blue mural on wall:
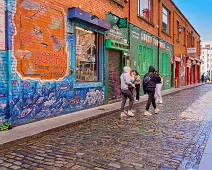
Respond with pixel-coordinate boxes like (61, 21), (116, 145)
(0, 0), (106, 127)
(10, 79), (104, 126)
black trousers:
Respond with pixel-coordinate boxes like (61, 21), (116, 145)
(135, 84), (140, 101)
(146, 90), (156, 111)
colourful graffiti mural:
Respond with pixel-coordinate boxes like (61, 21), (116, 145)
(0, 0), (106, 127)
(14, 0), (67, 80)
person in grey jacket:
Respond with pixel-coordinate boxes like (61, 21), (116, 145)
(120, 66), (135, 118)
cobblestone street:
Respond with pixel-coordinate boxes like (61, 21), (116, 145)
(0, 84), (212, 170)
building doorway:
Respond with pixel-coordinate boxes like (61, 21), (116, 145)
(108, 50), (122, 101)
(175, 61), (180, 87)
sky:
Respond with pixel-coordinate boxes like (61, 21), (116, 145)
(173, 0), (212, 42)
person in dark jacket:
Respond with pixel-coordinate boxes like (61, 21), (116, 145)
(201, 73), (205, 83)
(143, 66), (161, 116)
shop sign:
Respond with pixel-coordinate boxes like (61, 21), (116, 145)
(187, 48), (196, 54)
(131, 30), (140, 40)
(153, 38), (159, 47)
(141, 33), (152, 44)
(166, 46), (172, 52)
(160, 42), (166, 50)
(0, 0), (5, 50)
(106, 25), (128, 44)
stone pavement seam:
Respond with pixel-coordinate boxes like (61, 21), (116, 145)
(0, 83), (204, 151)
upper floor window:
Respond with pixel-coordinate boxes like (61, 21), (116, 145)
(184, 28), (186, 46)
(138, 0), (152, 22)
(162, 6), (170, 34)
(176, 20), (180, 41)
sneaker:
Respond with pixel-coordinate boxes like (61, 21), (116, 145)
(131, 109), (136, 113)
(127, 110), (135, 117)
(159, 101), (163, 104)
(144, 111), (152, 116)
(135, 100), (139, 102)
(155, 108), (160, 114)
(120, 112), (127, 118)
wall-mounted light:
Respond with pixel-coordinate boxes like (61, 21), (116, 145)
(178, 26), (183, 33)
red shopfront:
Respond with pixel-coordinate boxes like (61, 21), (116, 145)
(186, 58), (191, 85)
(174, 56), (181, 88)
(186, 57), (200, 85)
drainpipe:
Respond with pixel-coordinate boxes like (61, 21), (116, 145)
(6, 10), (12, 128)
(158, 0), (161, 72)
(128, 0), (132, 67)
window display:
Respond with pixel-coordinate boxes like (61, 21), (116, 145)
(75, 26), (98, 82)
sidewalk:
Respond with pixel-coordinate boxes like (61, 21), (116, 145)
(198, 130), (212, 169)
(0, 83), (204, 150)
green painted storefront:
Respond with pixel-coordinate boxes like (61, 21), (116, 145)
(105, 15), (174, 102)
(105, 13), (129, 102)
(129, 24), (174, 93)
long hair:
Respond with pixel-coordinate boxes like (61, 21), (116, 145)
(134, 70), (139, 76)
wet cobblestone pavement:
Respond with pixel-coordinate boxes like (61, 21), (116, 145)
(1, 84), (212, 170)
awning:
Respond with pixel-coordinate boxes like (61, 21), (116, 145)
(68, 8), (111, 31)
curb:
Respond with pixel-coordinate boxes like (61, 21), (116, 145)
(0, 83), (205, 151)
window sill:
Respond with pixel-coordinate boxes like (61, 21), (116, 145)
(137, 15), (155, 27)
(74, 82), (103, 89)
(112, 0), (124, 8)
(162, 30), (172, 38)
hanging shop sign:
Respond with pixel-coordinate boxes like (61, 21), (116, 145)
(0, 0), (5, 50)
(116, 18), (127, 28)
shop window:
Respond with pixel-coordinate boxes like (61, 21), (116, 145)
(138, 0), (152, 22)
(75, 26), (102, 82)
(162, 52), (169, 75)
(162, 6), (170, 34)
(138, 45), (154, 75)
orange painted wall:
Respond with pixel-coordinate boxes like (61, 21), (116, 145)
(14, 0), (129, 80)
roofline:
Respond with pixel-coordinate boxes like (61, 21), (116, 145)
(170, 0), (201, 38)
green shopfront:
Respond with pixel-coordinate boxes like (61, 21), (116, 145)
(129, 25), (174, 92)
(105, 14), (129, 102)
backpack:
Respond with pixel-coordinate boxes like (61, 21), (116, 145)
(143, 73), (152, 87)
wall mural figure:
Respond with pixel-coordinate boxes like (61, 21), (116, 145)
(14, 0), (67, 80)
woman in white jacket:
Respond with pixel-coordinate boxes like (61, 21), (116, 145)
(155, 71), (163, 104)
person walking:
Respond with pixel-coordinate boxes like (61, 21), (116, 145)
(155, 71), (163, 104)
(201, 73), (205, 83)
(134, 70), (141, 102)
(143, 66), (161, 116)
(120, 66), (135, 118)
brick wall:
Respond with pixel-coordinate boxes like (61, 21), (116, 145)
(1, 0), (130, 127)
